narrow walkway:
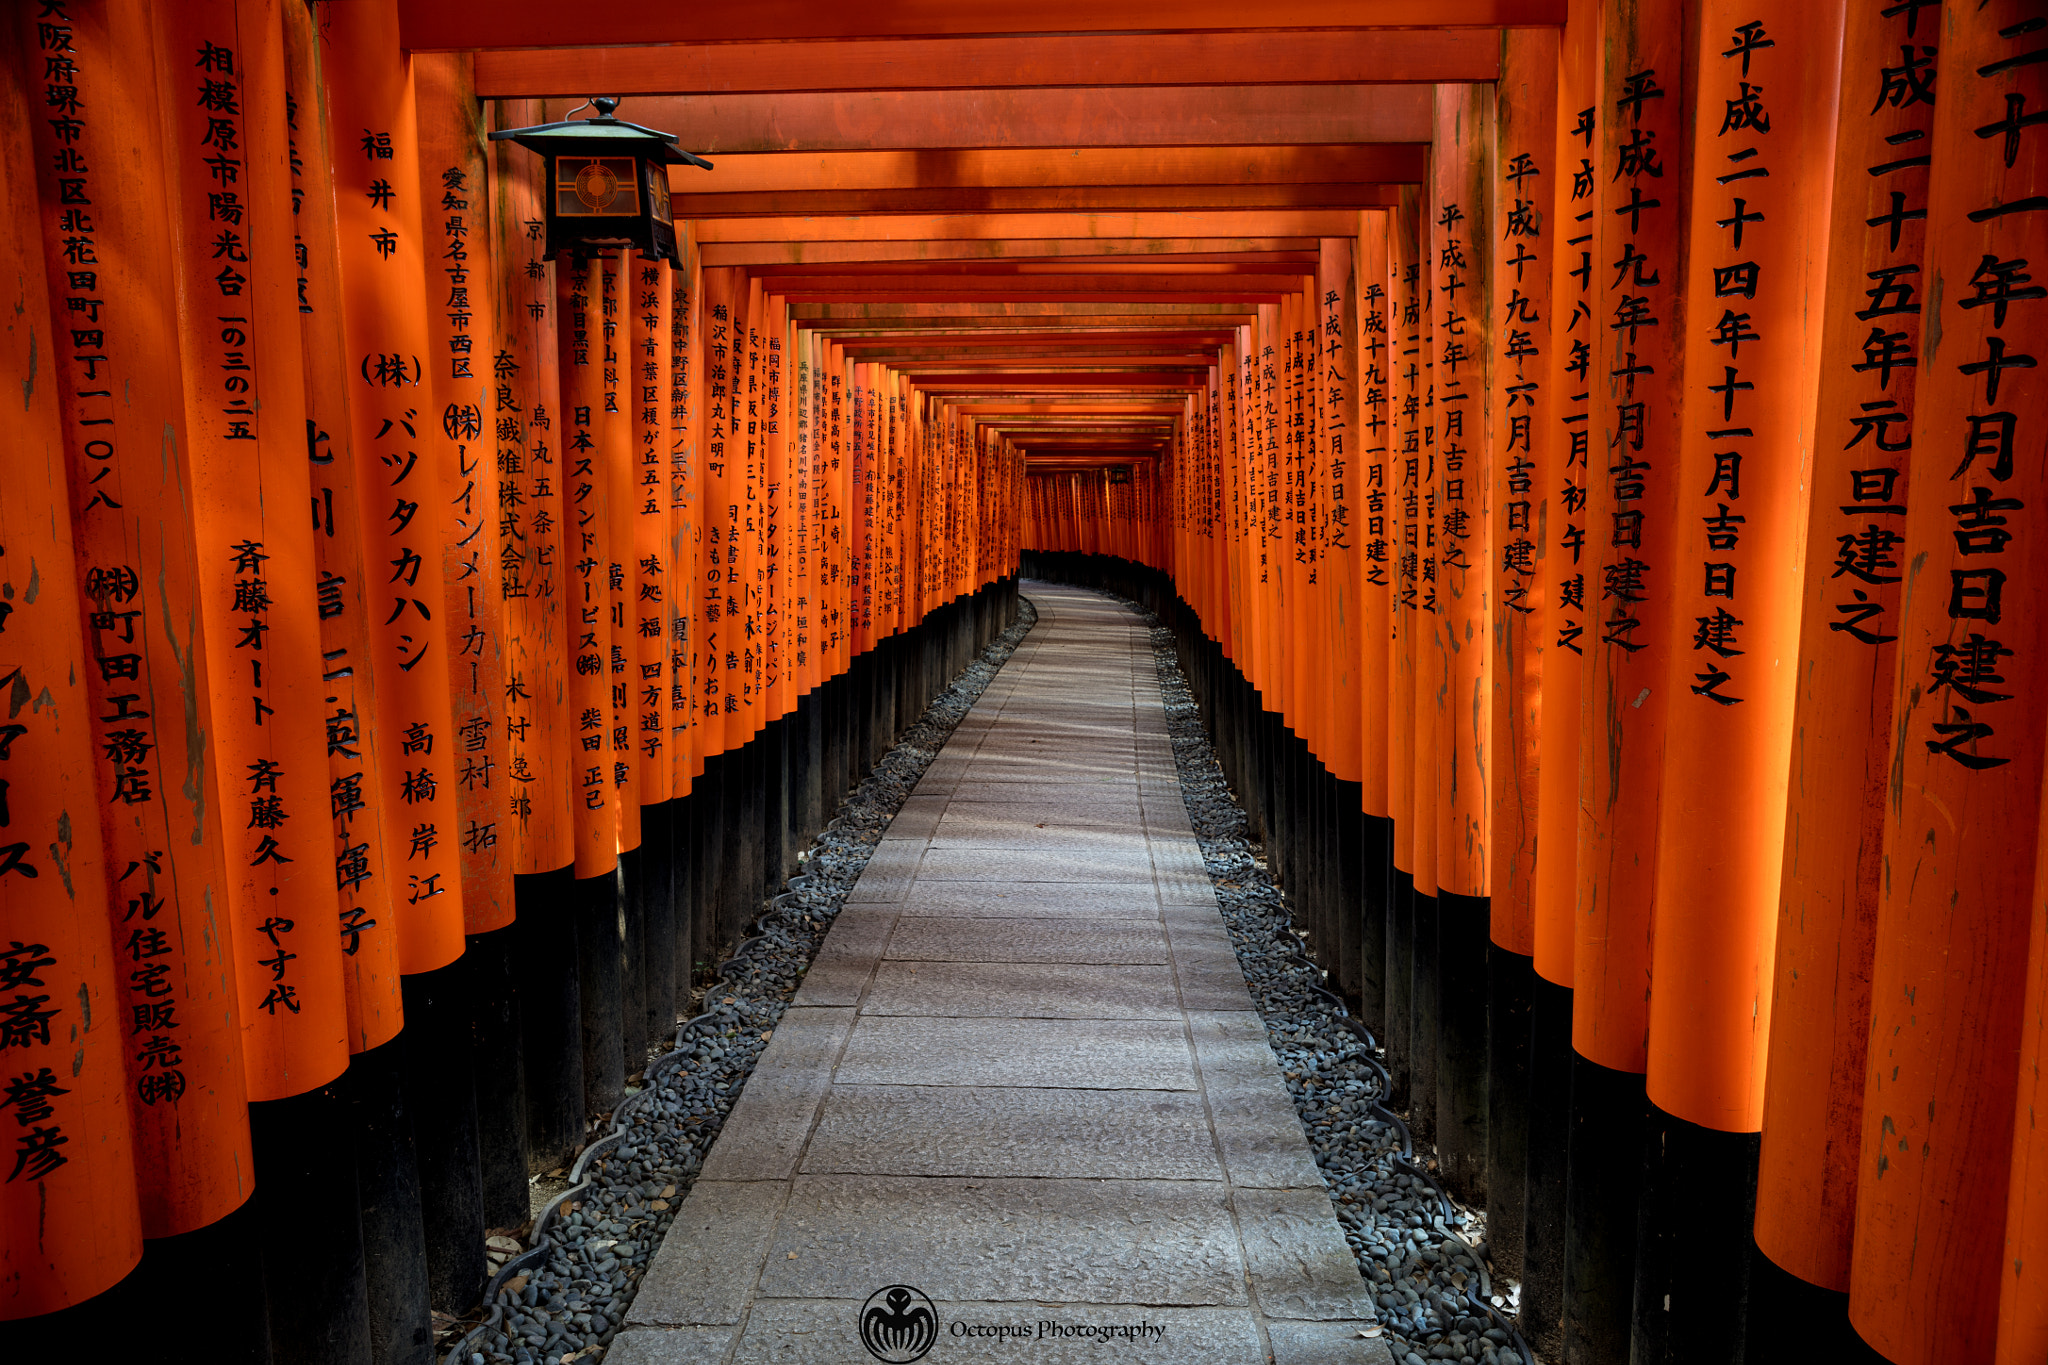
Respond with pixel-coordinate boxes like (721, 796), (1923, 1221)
(616, 586), (1387, 1365)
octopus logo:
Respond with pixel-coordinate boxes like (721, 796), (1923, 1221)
(858, 1284), (939, 1362)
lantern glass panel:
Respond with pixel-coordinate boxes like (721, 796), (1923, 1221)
(553, 156), (641, 218)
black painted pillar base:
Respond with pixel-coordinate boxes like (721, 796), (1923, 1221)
(1360, 812), (1392, 1039)
(350, 1033), (432, 1365)
(1521, 973), (1572, 1357)
(514, 865), (581, 1174)
(639, 805), (677, 1055)
(1332, 781), (1364, 1006)
(576, 865), (626, 1119)
(1631, 1111), (1759, 1365)
(618, 845), (649, 1071)
(1485, 944), (1534, 1279)
(1743, 1247), (1891, 1364)
(172, 1199), (275, 1363)
(464, 924), (529, 1230)
(399, 960), (486, 1316)
(1435, 889), (1489, 1202)
(679, 802), (704, 1002)
(1410, 887), (1441, 1148)
(254, 1074), (372, 1365)
(1563, 1053), (1648, 1365)
(1385, 867), (1415, 1111)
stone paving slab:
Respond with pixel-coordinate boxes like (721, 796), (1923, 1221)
(629, 1180), (789, 1326)
(629, 585), (1374, 1365)
(1236, 1187), (1380, 1320)
(1187, 1012), (1329, 1192)
(1268, 1321), (1399, 1365)
(789, 909), (895, 1006)
(759, 1175), (1249, 1305)
(832, 1015), (1200, 1089)
(862, 960), (1183, 1019)
(603, 1326), (737, 1365)
(915, 845), (1157, 884)
(884, 916), (1169, 964)
(801, 1086), (1223, 1180)
(698, 1008), (857, 1182)
(724, 1301), (1274, 1365)
(889, 883), (1160, 919)
(927, 817), (1153, 852)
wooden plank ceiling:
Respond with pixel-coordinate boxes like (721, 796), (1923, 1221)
(408, 3), (1545, 463)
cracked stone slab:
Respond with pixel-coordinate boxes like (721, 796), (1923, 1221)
(890, 882), (1160, 919)
(884, 916), (1169, 965)
(759, 1175), (1248, 1306)
(1187, 1012), (1326, 1191)
(727, 1301), (1269, 1365)
(601, 1326), (739, 1365)
(915, 845), (1157, 884)
(1266, 1321), (1399, 1365)
(1234, 1186), (1377, 1321)
(789, 909), (896, 1006)
(801, 1085), (1224, 1180)
(832, 1016), (1197, 1089)
(628, 1180), (787, 1326)
(697, 1008), (855, 1182)
(862, 959), (1183, 1019)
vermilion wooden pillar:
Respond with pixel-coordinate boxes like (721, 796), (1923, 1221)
(322, 0), (469, 975)
(1755, 0), (1938, 1320)
(416, 53), (514, 940)
(1356, 210), (1394, 1041)
(287, 0), (405, 1057)
(1567, 0), (1692, 1357)
(0, 47), (144, 1320)
(1522, 15), (1596, 1356)
(1385, 189), (1422, 1112)
(18, 0), (257, 1245)
(1488, 25), (1559, 1286)
(1635, 5), (1845, 1362)
(1852, 5), (2048, 1363)
(157, 0), (353, 1101)
(1431, 80), (1495, 1204)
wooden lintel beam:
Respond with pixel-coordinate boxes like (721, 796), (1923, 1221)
(697, 210), (1363, 242)
(762, 273), (1309, 292)
(473, 32), (1496, 97)
(608, 86), (1430, 154)
(677, 146), (1421, 194)
(677, 184), (1400, 217)
(413, 3), (1562, 48)
(829, 331), (1237, 348)
(697, 238), (1322, 266)
(780, 292), (1289, 304)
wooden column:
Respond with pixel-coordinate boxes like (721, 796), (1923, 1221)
(321, 0), (469, 971)
(16, 0), (255, 1240)
(285, 0), (405, 1050)
(0, 43), (144, 1314)
(1753, 0), (1937, 1298)
(416, 53), (514, 936)
(155, 0), (352, 1096)
(1851, 4), (2048, 1362)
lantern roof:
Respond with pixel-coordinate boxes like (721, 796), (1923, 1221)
(488, 96), (713, 170)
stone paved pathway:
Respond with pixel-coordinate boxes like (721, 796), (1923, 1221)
(614, 586), (1390, 1365)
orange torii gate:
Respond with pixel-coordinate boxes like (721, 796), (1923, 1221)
(8, 5), (2048, 1365)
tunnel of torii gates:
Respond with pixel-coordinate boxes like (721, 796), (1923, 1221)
(1, 0), (2047, 1362)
